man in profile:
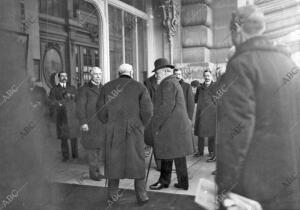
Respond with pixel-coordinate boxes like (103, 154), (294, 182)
(216, 5), (300, 210)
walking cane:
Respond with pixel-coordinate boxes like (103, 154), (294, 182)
(145, 147), (154, 186)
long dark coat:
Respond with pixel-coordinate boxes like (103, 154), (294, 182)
(77, 81), (105, 149)
(152, 75), (194, 159)
(179, 79), (195, 120)
(144, 75), (157, 102)
(216, 36), (300, 210)
(97, 76), (153, 179)
(49, 84), (79, 139)
(143, 75), (158, 146)
(194, 82), (216, 137)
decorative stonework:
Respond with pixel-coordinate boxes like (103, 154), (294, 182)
(160, 0), (180, 64)
(161, 0), (180, 42)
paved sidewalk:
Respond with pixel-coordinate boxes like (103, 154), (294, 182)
(46, 138), (215, 196)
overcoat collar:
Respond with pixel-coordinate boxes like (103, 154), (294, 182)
(120, 75), (132, 79)
(230, 36), (291, 62)
(57, 83), (67, 89)
(200, 81), (214, 90)
(149, 75), (158, 89)
(160, 74), (176, 85)
(87, 81), (102, 96)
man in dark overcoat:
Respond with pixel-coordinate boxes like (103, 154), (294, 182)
(194, 69), (216, 162)
(143, 73), (157, 101)
(173, 68), (195, 120)
(149, 58), (194, 191)
(49, 72), (79, 161)
(216, 5), (300, 210)
(97, 64), (153, 205)
(191, 80), (200, 102)
(77, 67), (105, 181)
(144, 64), (161, 170)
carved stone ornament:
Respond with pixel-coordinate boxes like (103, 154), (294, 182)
(160, 0), (180, 42)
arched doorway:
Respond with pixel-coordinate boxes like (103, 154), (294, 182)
(39, 0), (107, 88)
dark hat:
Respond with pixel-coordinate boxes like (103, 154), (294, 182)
(152, 58), (174, 72)
(191, 80), (200, 88)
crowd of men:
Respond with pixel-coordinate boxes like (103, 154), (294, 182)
(29, 5), (300, 210)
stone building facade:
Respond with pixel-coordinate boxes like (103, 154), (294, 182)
(0, 0), (299, 89)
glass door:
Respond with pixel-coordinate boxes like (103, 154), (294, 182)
(108, 4), (148, 82)
(75, 46), (100, 87)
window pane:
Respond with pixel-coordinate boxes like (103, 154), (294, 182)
(40, 0), (47, 14)
(82, 47), (93, 83)
(75, 46), (80, 87)
(124, 12), (136, 72)
(137, 17), (147, 82)
(109, 5), (123, 80)
(46, 0), (53, 15)
(39, 0), (65, 18)
(95, 50), (99, 66)
(119, 0), (146, 12)
(108, 5), (148, 81)
(53, 0), (60, 17)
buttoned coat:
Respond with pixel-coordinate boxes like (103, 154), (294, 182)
(179, 79), (195, 120)
(77, 81), (105, 149)
(143, 75), (158, 146)
(194, 82), (217, 137)
(216, 36), (300, 210)
(97, 76), (153, 179)
(151, 75), (194, 159)
(49, 84), (79, 139)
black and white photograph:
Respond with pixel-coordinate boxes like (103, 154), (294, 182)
(0, 0), (300, 209)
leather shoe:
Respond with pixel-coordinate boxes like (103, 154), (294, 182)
(90, 176), (102, 181)
(149, 182), (168, 190)
(137, 197), (150, 206)
(174, 183), (188, 190)
(206, 156), (216, 162)
(194, 152), (204, 157)
(90, 173), (104, 181)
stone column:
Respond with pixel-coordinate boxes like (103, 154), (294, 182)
(181, 0), (213, 63)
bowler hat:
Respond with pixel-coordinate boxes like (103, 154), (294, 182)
(152, 58), (174, 72)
